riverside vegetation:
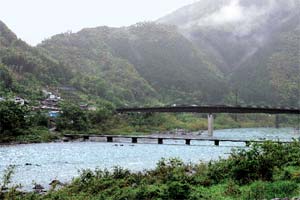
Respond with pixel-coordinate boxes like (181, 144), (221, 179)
(0, 100), (299, 144)
(1, 141), (300, 199)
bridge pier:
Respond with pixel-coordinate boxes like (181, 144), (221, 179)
(185, 139), (191, 145)
(208, 114), (214, 136)
(214, 140), (219, 146)
(83, 135), (90, 141)
(107, 136), (113, 143)
(132, 137), (138, 143)
(158, 138), (163, 144)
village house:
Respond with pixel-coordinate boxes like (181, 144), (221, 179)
(14, 97), (27, 105)
(40, 89), (62, 112)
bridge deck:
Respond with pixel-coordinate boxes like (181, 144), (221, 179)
(116, 106), (300, 114)
(63, 134), (293, 146)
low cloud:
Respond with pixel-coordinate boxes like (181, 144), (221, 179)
(194, 0), (294, 36)
(205, 0), (243, 25)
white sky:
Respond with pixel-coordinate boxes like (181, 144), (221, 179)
(0, 0), (197, 46)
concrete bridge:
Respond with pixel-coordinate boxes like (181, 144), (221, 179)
(116, 105), (300, 136)
(63, 134), (293, 146)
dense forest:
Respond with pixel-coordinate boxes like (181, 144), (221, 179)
(158, 0), (300, 107)
(0, 1), (299, 108)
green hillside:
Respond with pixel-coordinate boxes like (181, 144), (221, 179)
(39, 22), (227, 105)
(231, 20), (300, 106)
(158, 0), (300, 107)
(1, 0), (299, 107)
(0, 20), (73, 100)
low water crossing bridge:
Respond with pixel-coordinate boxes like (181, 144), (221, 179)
(64, 105), (299, 146)
(63, 134), (293, 146)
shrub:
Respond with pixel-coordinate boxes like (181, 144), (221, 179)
(247, 181), (298, 199)
(210, 141), (300, 185)
(189, 186), (212, 200)
(167, 181), (190, 200)
(224, 180), (241, 197)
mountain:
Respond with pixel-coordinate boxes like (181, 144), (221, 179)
(0, 21), (156, 105)
(0, 20), (73, 100)
(39, 22), (228, 105)
(0, 21), (72, 83)
(37, 27), (158, 105)
(1, 0), (298, 107)
(158, 0), (300, 106)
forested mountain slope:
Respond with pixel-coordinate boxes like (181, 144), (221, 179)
(0, 21), (156, 105)
(1, 0), (299, 107)
(39, 23), (227, 105)
(158, 0), (300, 106)
(0, 20), (73, 100)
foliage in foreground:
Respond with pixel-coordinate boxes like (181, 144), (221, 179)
(1, 141), (300, 200)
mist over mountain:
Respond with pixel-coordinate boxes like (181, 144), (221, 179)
(0, 0), (299, 107)
(158, 0), (299, 72)
(39, 23), (227, 105)
(158, 0), (300, 106)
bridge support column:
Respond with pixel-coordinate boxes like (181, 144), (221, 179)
(185, 139), (191, 145)
(83, 135), (90, 141)
(107, 136), (113, 143)
(208, 114), (214, 136)
(132, 137), (138, 144)
(275, 115), (280, 129)
(214, 140), (219, 146)
(158, 138), (163, 144)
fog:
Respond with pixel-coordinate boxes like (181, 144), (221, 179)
(0, 0), (197, 45)
(182, 0), (298, 36)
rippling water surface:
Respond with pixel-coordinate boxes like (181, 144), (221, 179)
(0, 128), (298, 190)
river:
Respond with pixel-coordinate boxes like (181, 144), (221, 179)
(0, 128), (298, 190)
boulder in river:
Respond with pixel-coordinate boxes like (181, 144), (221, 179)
(49, 179), (63, 186)
(33, 184), (44, 192)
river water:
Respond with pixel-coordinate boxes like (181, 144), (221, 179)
(0, 128), (298, 190)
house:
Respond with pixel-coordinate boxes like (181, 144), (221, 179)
(40, 89), (62, 112)
(80, 104), (89, 110)
(41, 98), (59, 107)
(14, 97), (27, 105)
(49, 111), (60, 118)
(49, 94), (61, 100)
(41, 92), (61, 108)
(88, 106), (97, 111)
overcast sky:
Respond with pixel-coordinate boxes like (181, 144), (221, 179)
(0, 0), (197, 45)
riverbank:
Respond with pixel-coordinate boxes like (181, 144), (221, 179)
(1, 141), (300, 200)
(0, 127), (61, 145)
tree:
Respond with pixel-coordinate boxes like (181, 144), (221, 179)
(0, 101), (29, 135)
(56, 103), (90, 132)
(0, 64), (13, 90)
(89, 100), (115, 123)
